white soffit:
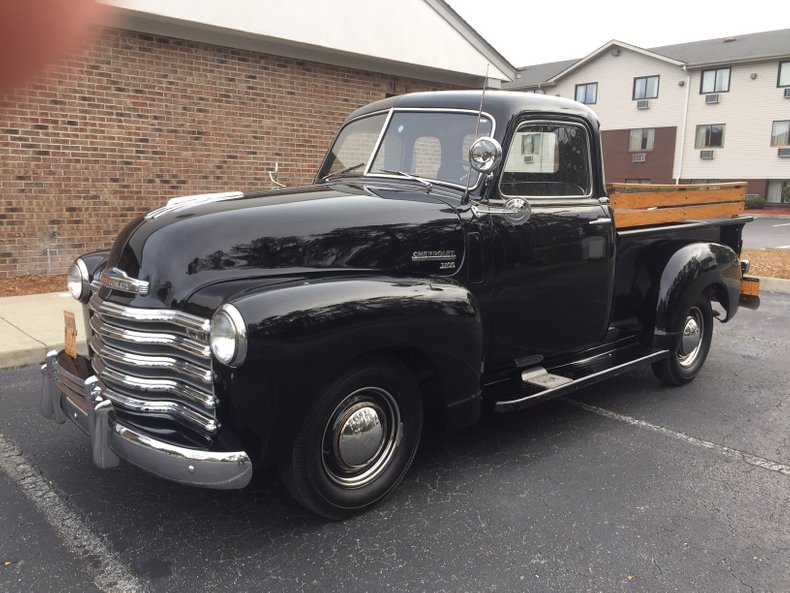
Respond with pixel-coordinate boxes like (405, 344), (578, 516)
(99, 0), (514, 85)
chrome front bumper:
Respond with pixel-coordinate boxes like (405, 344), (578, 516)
(40, 350), (252, 489)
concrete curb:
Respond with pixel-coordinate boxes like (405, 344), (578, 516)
(758, 276), (790, 294)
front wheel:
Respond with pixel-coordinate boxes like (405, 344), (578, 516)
(278, 358), (422, 519)
(652, 294), (714, 386)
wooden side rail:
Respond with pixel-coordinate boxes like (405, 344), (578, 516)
(607, 182), (747, 229)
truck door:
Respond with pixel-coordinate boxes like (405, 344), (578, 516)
(483, 119), (614, 369)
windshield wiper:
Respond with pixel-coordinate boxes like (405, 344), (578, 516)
(380, 169), (433, 192)
(321, 162), (366, 181)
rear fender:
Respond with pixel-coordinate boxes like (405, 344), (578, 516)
(654, 242), (740, 348)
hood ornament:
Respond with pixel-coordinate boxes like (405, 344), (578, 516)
(145, 191), (244, 220)
(100, 268), (150, 296)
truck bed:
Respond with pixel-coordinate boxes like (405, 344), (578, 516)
(610, 183), (751, 334)
(608, 182), (747, 229)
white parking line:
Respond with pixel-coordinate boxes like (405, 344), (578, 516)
(776, 244), (790, 249)
(772, 222), (790, 227)
(564, 399), (790, 477)
(0, 432), (149, 593)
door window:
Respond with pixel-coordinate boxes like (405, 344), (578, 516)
(500, 122), (592, 197)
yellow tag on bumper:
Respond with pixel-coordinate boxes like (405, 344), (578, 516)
(64, 311), (77, 358)
(741, 276), (760, 297)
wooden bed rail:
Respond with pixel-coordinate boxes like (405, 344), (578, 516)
(606, 182), (747, 229)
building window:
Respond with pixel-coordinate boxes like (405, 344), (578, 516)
(695, 124), (725, 148)
(772, 121), (790, 146)
(633, 76), (659, 100)
(701, 68), (730, 93)
(628, 128), (656, 151)
(766, 180), (790, 204)
(575, 82), (597, 104)
(779, 62), (790, 87)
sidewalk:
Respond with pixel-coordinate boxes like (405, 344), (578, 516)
(0, 292), (89, 369)
(1, 279), (790, 370)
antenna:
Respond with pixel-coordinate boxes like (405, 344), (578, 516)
(462, 64), (489, 205)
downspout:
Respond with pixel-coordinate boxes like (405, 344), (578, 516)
(676, 65), (691, 184)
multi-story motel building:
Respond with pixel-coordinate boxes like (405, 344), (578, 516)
(504, 29), (790, 205)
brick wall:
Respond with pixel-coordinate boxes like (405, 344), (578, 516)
(0, 28), (457, 277)
(601, 127), (678, 185)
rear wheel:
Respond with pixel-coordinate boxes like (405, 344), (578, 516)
(652, 293), (713, 386)
(278, 358), (422, 519)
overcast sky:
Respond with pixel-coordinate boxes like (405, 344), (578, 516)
(445, 0), (790, 67)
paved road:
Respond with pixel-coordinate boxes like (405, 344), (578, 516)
(1, 294), (788, 593)
(743, 216), (790, 249)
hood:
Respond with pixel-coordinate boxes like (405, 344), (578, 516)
(104, 182), (465, 309)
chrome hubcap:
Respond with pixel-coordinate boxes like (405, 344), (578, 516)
(336, 404), (385, 467)
(678, 307), (704, 368)
(323, 387), (401, 488)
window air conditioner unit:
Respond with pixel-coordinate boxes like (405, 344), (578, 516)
(705, 94), (720, 104)
(523, 155), (535, 164)
(637, 100), (650, 110)
(700, 150), (715, 159)
(784, 88), (790, 98)
(632, 153), (647, 163)
(778, 148), (790, 158)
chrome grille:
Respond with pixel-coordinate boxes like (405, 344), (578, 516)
(88, 293), (218, 435)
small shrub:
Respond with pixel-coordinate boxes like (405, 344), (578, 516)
(782, 185), (790, 203)
(745, 195), (767, 210)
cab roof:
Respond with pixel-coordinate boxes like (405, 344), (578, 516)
(345, 90), (601, 135)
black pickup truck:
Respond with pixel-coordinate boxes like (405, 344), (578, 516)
(41, 91), (760, 518)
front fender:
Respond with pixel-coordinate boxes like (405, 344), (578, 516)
(654, 242), (740, 347)
(218, 276), (482, 461)
(80, 250), (111, 280)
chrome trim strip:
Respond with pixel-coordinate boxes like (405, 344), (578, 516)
(589, 218), (612, 225)
(89, 294), (211, 334)
(90, 315), (211, 360)
(98, 379), (219, 434)
(40, 354), (251, 489)
(362, 108), (394, 177)
(616, 216), (754, 236)
(90, 335), (212, 385)
(93, 357), (216, 409)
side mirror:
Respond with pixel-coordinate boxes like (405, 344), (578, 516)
(468, 137), (502, 173)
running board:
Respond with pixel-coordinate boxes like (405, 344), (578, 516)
(493, 349), (669, 413)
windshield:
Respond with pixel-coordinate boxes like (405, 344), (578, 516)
(318, 110), (494, 188)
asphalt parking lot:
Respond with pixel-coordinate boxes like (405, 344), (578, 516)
(1, 293), (788, 593)
(742, 216), (790, 248)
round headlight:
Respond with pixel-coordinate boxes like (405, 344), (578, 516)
(67, 259), (90, 303)
(210, 304), (247, 367)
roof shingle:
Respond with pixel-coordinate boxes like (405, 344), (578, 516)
(506, 28), (790, 89)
